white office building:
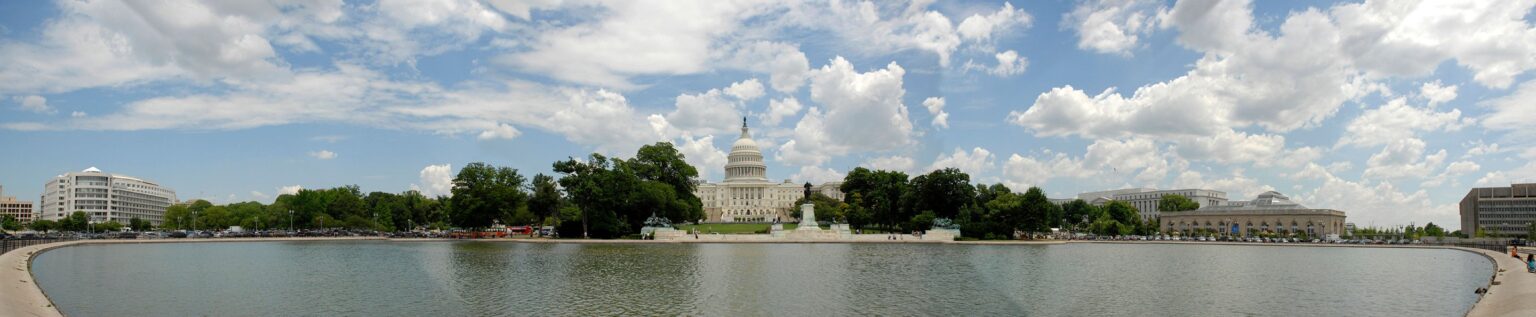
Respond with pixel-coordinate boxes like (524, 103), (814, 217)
(1077, 188), (1228, 222)
(40, 167), (178, 226)
(695, 119), (842, 223)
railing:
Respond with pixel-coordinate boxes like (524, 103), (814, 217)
(1, 239), (72, 255)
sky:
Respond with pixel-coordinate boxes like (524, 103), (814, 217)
(2, 0), (1536, 230)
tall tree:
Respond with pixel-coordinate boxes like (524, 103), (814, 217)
(449, 162), (528, 229)
(1061, 199), (1096, 227)
(528, 173), (563, 224)
(1157, 194), (1200, 212)
(627, 142), (705, 223)
(907, 168), (975, 220)
(1018, 187), (1060, 233)
(553, 154), (633, 238)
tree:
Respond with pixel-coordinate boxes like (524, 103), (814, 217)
(1, 215), (19, 232)
(907, 168), (975, 220)
(839, 168), (910, 230)
(128, 217), (152, 231)
(528, 173), (563, 223)
(794, 192), (846, 223)
(1103, 201), (1140, 227)
(450, 162), (529, 229)
(553, 154), (633, 238)
(1157, 194), (1200, 212)
(63, 211), (89, 231)
(1423, 222), (1446, 238)
(1061, 199), (1097, 228)
(1018, 187), (1060, 233)
(1529, 223), (1536, 240)
(96, 221), (124, 232)
(29, 220), (57, 233)
(627, 142), (705, 222)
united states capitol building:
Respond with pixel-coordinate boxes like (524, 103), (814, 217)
(694, 119), (842, 223)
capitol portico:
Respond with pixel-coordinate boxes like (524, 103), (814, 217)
(695, 119), (841, 223)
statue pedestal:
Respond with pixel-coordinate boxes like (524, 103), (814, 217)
(795, 203), (819, 231)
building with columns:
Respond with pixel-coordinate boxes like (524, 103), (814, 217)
(1160, 191), (1347, 237)
(1077, 188), (1229, 222)
(694, 119), (842, 223)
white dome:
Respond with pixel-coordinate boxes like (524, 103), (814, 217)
(83, 167), (102, 173)
(731, 136), (759, 151)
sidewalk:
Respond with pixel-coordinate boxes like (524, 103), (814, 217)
(1465, 246), (1536, 317)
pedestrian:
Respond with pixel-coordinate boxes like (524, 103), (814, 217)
(1527, 254), (1534, 273)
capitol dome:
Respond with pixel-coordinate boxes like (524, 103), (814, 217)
(724, 117), (768, 182)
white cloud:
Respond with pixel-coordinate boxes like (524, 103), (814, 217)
(964, 49), (1029, 77)
(719, 41), (811, 93)
(70, 111), (86, 118)
(14, 95), (54, 114)
(665, 87), (744, 137)
(503, 1), (768, 89)
(1463, 140), (1502, 159)
(778, 57), (914, 166)
(677, 134), (728, 181)
(1362, 138), (1446, 180)
(1170, 130), (1285, 165)
(922, 97), (948, 129)
(1418, 80), (1458, 107)
(1423, 160), (1480, 188)
(783, 1), (1031, 66)
(477, 122), (521, 140)
(1063, 0), (1162, 56)
(309, 150), (338, 160)
(250, 191), (270, 202)
(1002, 151), (1095, 190)
(1291, 165), (1456, 228)
(762, 97), (803, 126)
(928, 147), (995, 176)
(863, 155), (916, 173)
(1336, 97), (1469, 148)
(413, 164), (454, 197)
(790, 165), (845, 184)
(364, 0), (512, 64)
(277, 185), (303, 196)
(724, 78), (765, 101)
(1172, 169), (1274, 200)
(1481, 79), (1536, 137)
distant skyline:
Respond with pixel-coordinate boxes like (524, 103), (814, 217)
(3, 0), (1536, 229)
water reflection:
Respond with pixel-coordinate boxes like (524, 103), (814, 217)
(31, 241), (1490, 317)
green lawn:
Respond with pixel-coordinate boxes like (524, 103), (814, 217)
(676, 223), (830, 234)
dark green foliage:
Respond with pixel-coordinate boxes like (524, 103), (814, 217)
(1157, 194), (1200, 212)
(449, 162), (528, 229)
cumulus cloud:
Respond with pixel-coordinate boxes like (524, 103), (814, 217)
(863, 155), (916, 173)
(778, 57), (914, 166)
(277, 185), (303, 196)
(477, 122), (521, 141)
(309, 150), (337, 160)
(1418, 80), (1458, 107)
(1362, 138), (1446, 180)
(14, 95), (54, 114)
(412, 164), (453, 197)
(720, 41), (811, 93)
(724, 78), (765, 101)
(677, 134), (728, 181)
(928, 147), (995, 176)
(964, 50), (1029, 77)
(1336, 97), (1470, 148)
(762, 97), (803, 126)
(922, 97), (949, 129)
(790, 165), (846, 184)
(1063, 0), (1162, 56)
(784, 1), (1031, 66)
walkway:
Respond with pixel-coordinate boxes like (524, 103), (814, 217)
(1466, 246), (1536, 317)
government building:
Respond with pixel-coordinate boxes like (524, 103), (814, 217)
(40, 167), (178, 226)
(1460, 183), (1536, 238)
(0, 185), (35, 224)
(1160, 191), (1347, 237)
(1076, 188), (1229, 221)
(694, 119), (842, 223)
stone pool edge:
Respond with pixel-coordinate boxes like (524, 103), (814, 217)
(1, 237), (385, 317)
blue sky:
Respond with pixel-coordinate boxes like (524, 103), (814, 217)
(3, 0), (1536, 229)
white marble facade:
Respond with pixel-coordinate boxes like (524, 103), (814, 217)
(695, 119), (840, 223)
